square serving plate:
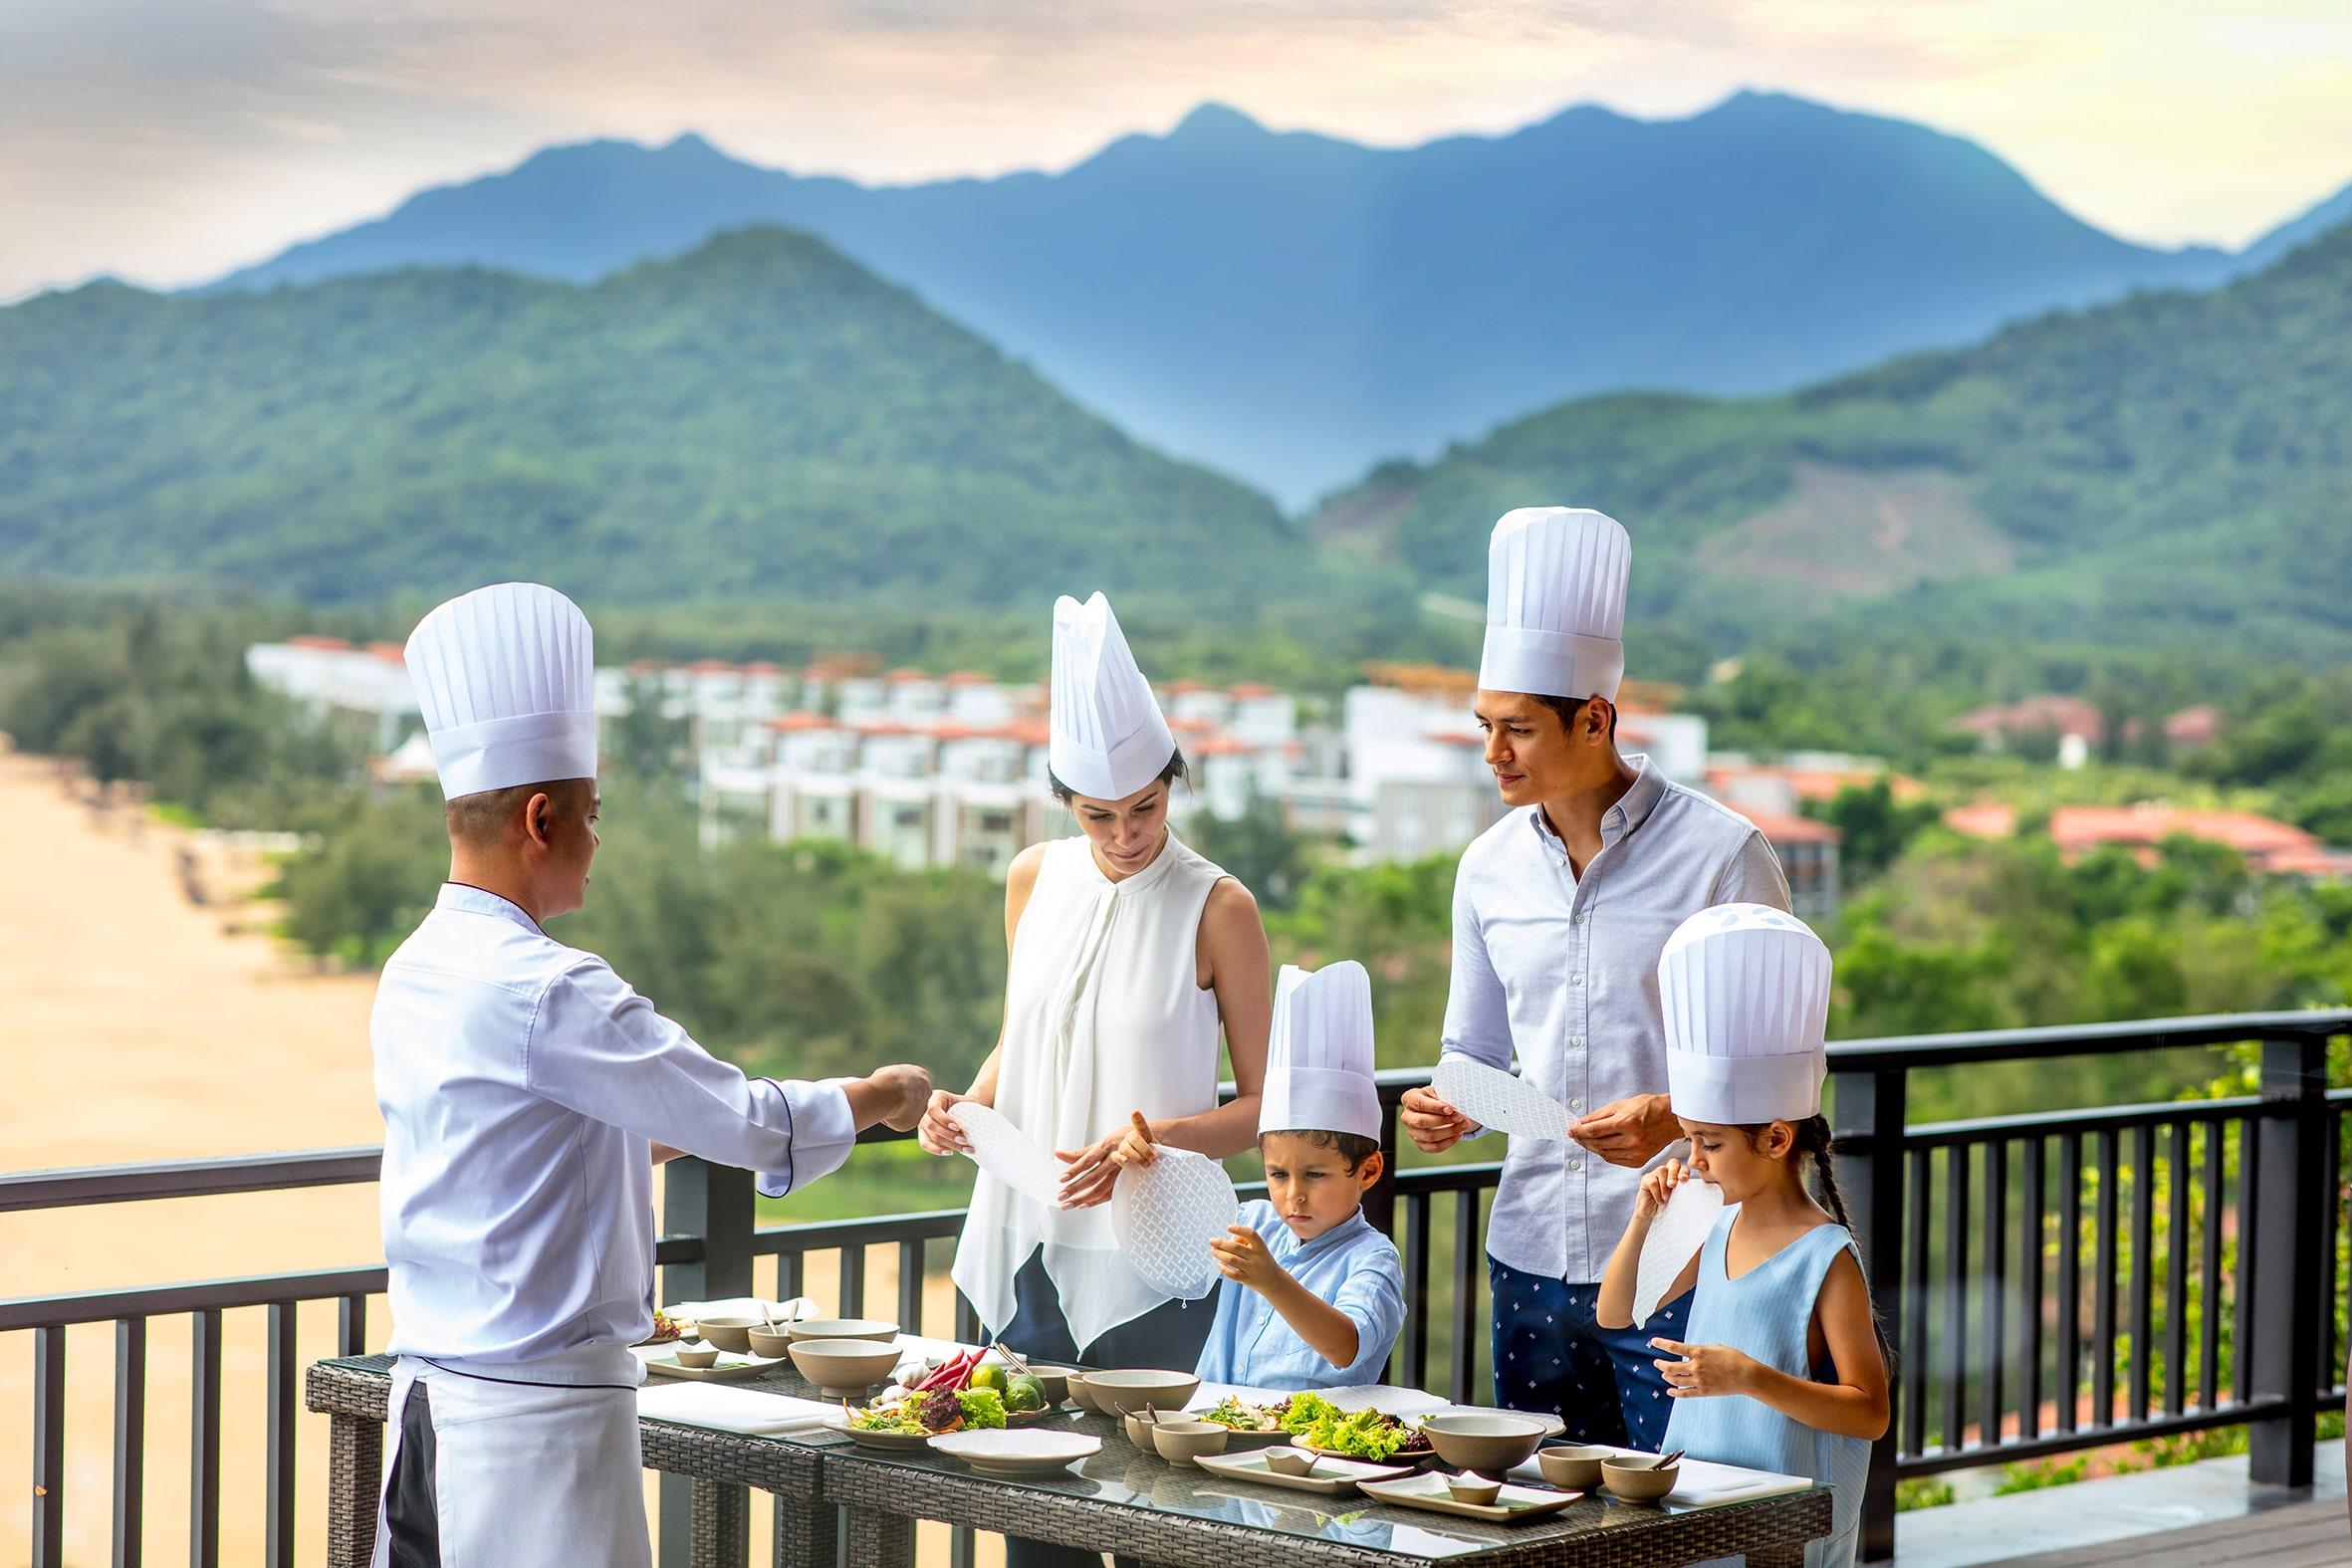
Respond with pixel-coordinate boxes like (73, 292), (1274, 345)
(1356, 1470), (1580, 1522)
(640, 1350), (790, 1382)
(1190, 1448), (1412, 1497)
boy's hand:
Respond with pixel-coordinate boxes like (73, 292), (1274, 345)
(1650, 1337), (1758, 1398)
(1635, 1156), (1688, 1222)
(1109, 1110), (1158, 1169)
(1208, 1225), (1286, 1292)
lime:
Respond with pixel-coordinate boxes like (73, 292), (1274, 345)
(1005, 1374), (1046, 1412)
(968, 1362), (1009, 1394)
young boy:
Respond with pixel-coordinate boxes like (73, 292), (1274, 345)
(1190, 961), (1404, 1388)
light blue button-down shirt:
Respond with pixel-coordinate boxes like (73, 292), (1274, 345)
(373, 884), (857, 1366)
(1440, 758), (1790, 1283)
(1195, 1200), (1405, 1390)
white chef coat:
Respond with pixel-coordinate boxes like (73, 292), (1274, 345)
(373, 882), (858, 1366)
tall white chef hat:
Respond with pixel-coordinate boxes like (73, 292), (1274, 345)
(403, 582), (598, 799)
(1049, 591), (1177, 801)
(1660, 903), (1832, 1124)
(1260, 961), (1383, 1143)
(1476, 507), (1632, 703)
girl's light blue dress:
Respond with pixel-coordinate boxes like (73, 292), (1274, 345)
(1660, 1213), (1873, 1568)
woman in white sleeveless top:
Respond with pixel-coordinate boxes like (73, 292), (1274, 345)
(923, 594), (1271, 1381)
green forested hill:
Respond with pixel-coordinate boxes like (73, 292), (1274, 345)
(1326, 221), (2352, 663)
(0, 228), (1306, 608)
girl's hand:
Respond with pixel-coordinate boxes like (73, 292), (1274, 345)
(1649, 1337), (1758, 1398)
(917, 1090), (974, 1157)
(1055, 1131), (1127, 1208)
(1108, 1110), (1158, 1170)
(1635, 1157), (1688, 1222)
(1208, 1225), (1283, 1292)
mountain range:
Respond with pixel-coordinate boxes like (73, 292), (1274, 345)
(0, 231), (1302, 608)
(1318, 210), (2352, 665)
(204, 93), (2352, 506)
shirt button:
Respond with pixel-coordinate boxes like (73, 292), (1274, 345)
(1570, 1036), (1585, 1048)
(1570, 1098), (1585, 1111)
(1573, 912), (1586, 926)
(1569, 974), (1583, 986)
(1569, 1160), (1583, 1173)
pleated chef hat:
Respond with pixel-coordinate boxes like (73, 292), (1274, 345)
(1476, 508), (1632, 702)
(1049, 591), (1176, 801)
(1260, 961), (1382, 1141)
(403, 582), (597, 798)
(1660, 903), (1832, 1124)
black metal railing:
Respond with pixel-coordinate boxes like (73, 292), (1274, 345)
(6, 1010), (2346, 1567)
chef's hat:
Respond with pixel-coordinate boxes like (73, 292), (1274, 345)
(1660, 903), (1831, 1124)
(1476, 508), (1631, 702)
(403, 582), (597, 798)
(1260, 961), (1382, 1142)
(1049, 592), (1177, 800)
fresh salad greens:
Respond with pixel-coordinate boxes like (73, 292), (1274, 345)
(847, 1387), (1007, 1434)
(1200, 1396), (1284, 1432)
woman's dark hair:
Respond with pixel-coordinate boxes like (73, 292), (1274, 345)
(1046, 745), (1189, 806)
(1737, 1114), (1894, 1369)
(1532, 692), (1618, 743)
(1261, 1128), (1381, 1170)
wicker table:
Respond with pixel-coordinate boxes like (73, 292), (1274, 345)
(308, 1356), (1830, 1568)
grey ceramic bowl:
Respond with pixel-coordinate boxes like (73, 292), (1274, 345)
(1120, 1408), (1161, 1449)
(787, 1317), (899, 1344)
(694, 1316), (762, 1354)
(1535, 1444), (1612, 1490)
(1148, 1420), (1230, 1468)
(1601, 1457), (1680, 1502)
(1418, 1412), (1547, 1473)
(786, 1337), (903, 1396)
(1083, 1369), (1200, 1412)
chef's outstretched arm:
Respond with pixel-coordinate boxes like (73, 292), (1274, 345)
(529, 957), (930, 1197)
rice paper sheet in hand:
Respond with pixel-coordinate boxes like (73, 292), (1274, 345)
(956, 1102), (1065, 1206)
(1429, 1058), (1574, 1142)
(1634, 1177), (1726, 1327)
(1111, 1146), (1239, 1299)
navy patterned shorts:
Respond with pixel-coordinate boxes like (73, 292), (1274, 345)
(1489, 1256), (1690, 1452)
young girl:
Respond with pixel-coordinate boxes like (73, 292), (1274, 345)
(1597, 904), (1889, 1568)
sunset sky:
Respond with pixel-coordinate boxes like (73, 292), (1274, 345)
(5, 0), (2349, 300)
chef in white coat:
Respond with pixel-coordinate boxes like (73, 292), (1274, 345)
(370, 582), (930, 1568)
(920, 591), (1271, 1568)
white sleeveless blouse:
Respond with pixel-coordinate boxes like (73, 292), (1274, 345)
(950, 830), (1229, 1349)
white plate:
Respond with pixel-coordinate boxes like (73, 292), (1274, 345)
(1357, 1470), (1580, 1522)
(929, 1428), (1102, 1477)
(1191, 1448), (1413, 1497)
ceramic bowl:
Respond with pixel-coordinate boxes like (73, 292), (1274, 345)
(1120, 1408), (1162, 1449)
(786, 1337), (903, 1396)
(745, 1327), (798, 1359)
(1601, 1457), (1680, 1502)
(694, 1316), (763, 1354)
(1263, 1447), (1321, 1477)
(1417, 1412), (1548, 1473)
(1063, 1374), (1105, 1414)
(1445, 1470), (1504, 1505)
(1083, 1369), (1200, 1412)
(1535, 1445), (1612, 1490)
(1148, 1420), (1230, 1469)
(787, 1317), (899, 1344)
(669, 1343), (721, 1370)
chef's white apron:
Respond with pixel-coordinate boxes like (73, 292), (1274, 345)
(370, 1349), (648, 1568)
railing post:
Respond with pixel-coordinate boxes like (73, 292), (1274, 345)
(1365, 1092), (1401, 1238)
(659, 1158), (756, 1568)
(2248, 1029), (2326, 1488)
(1832, 1064), (1907, 1563)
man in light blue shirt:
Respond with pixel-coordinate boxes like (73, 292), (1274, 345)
(1401, 511), (1790, 1451)
(1175, 962), (1404, 1390)
(371, 584), (931, 1568)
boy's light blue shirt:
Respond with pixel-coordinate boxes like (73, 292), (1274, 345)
(1195, 1199), (1405, 1390)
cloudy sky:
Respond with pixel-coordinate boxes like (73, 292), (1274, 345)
(5, 0), (2350, 300)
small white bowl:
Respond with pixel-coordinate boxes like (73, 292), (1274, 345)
(1446, 1470), (1503, 1505)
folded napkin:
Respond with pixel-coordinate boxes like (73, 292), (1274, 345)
(637, 1382), (846, 1438)
(1505, 1446), (1812, 1506)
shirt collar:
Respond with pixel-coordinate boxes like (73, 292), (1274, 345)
(1525, 753), (1666, 853)
(435, 881), (546, 935)
(1278, 1204), (1374, 1264)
